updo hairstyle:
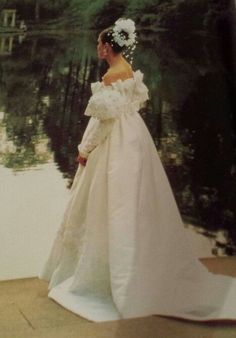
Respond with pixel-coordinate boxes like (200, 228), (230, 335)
(100, 27), (129, 54)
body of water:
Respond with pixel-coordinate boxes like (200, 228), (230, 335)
(0, 29), (235, 280)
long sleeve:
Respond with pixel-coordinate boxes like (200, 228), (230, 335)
(78, 71), (149, 158)
(77, 117), (114, 158)
(77, 85), (126, 158)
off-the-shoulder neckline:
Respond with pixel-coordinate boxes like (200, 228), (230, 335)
(92, 69), (143, 89)
(102, 71), (135, 87)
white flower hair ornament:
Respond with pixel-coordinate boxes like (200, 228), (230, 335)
(112, 18), (136, 47)
(110, 18), (138, 63)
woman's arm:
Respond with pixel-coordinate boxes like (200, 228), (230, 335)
(76, 117), (114, 166)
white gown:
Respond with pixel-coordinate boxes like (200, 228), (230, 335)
(39, 70), (236, 322)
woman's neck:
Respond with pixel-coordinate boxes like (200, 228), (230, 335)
(106, 53), (124, 68)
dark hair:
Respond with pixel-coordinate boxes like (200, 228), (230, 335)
(100, 26), (129, 54)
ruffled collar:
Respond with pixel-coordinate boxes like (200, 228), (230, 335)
(91, 69), (144, 94)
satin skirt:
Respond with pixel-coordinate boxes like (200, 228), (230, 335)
(39, 112), (236, 322)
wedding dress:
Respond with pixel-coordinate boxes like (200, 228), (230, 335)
(39, 70), (236, 322)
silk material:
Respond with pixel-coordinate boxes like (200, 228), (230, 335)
(39, 70), (236, 322)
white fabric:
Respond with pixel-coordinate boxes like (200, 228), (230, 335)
(39, 70), (236, 322)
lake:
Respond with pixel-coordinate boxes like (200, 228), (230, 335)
(0, 29), (235, 280)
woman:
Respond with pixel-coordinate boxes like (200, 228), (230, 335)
(40, 18), (236, 322)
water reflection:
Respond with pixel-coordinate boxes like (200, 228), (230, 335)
(0, 33), (26, 55)
(0, 30), (235, 257)
(0, 163), (69, 280)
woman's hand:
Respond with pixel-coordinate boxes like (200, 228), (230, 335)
(76, 154), (87, 166)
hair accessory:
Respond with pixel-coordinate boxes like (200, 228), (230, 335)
(110, 18), (138, 64)
(112, 18), (136, 47)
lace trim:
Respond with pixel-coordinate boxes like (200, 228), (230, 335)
(86, 70), (149, 120)
(84, 89), (127, 120)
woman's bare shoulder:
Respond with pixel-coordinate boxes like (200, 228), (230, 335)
(102, 66), (133, 86)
